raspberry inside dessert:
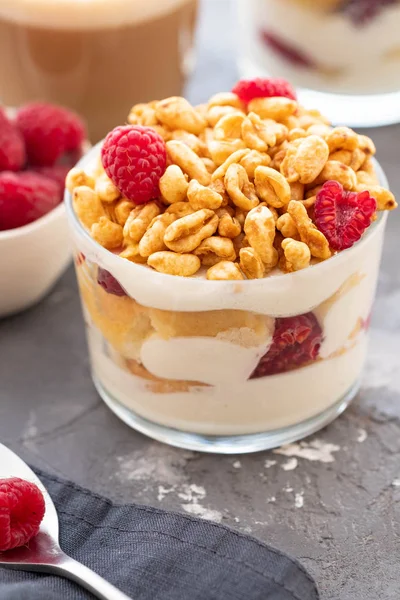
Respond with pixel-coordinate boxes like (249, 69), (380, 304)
(251, 313), (323, 377)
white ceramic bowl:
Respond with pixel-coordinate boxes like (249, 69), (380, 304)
(0, 202), (71, 317)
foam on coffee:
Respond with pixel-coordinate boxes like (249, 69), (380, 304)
(0, 0), (191, 29)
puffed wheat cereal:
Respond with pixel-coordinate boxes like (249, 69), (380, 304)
(91, 216), (123, 249)
(73, 186), (105, 229)
(281, 238), (311, 272)
(239, 247), (265, 279)
(206, 261), (244, 280)
(148, 251), (201, 276)
(159, 165), (189, 204)
(287, 200), (331, 260)
(70, 83), (396, 279)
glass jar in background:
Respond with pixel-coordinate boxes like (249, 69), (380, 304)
(237, 0), (400, 127)
(0, 0), (198, 141)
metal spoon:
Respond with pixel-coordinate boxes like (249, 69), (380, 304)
(0, 443), (132, 600)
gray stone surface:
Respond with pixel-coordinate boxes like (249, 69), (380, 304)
(1, 1), (400, 598)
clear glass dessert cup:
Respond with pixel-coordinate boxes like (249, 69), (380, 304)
(237, 0), (400, 127)
(65, 144), (388, 453)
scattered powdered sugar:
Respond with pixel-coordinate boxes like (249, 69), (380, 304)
(178, 483), (206, 502)
(182, 503), (223, 522)
(156, 482), (222, 523)
(115, 444), (194, 485)
(274, 439), (340, 463)
(281, 457), (298, 471)
(295, 492), (304, 508)
(233, 460), (241, 469)
(267, 496), (276, 503)
(392, 479), (400, 488)
(264, 459), (277, 469)
(283, 485), (294, 493)
(157, 485), (175, 502)
(357, 428), (367, 443)
(179, 484), (222, 522)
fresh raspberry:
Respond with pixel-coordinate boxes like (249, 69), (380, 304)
(16, 103), (86, 167)
(101, 125), (167, 204)
(341, 0), (397, 26)
(261, 31), (316, 69)
(0, 109), (26, 172)
(251, 313), (322, 378)
(31, 165), (70, 198)
(0, 172), (60, 231)
(0, 477), (45, 552)
(97, 267), (127, 297)
(315, 180), (376, 251)
(232, 76), (297, 104)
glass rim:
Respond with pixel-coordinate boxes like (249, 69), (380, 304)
(64, 140), (389, 287)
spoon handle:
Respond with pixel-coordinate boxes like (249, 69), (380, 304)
(53, 555), (133, 600)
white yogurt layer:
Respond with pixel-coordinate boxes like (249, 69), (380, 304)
(240, 0), (400, 94)
(140, 333), (273, 386)
(0, 0), (193, 29)
(90, 333), (368, 435)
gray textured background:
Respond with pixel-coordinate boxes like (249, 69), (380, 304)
(1, 1), (400, 598)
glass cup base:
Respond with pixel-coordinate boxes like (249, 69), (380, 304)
(93, 373), (360, 454)
(238, 57), (400, 128)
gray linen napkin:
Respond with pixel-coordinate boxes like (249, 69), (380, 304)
(0, 469), (319, 599)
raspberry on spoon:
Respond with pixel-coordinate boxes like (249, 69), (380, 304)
(0, 172), (61, 231)
(0, 477), (45, 552)
(101, 125), (167, 204)
(232, 77), (297, 104)
(314, 180), (377, 251)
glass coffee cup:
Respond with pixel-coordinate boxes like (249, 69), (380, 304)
(65, 141), (389, 453)
(237, 0), (400, 127)
(0, 0), (198, 141)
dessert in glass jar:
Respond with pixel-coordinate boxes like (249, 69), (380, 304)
(237, 0), (400, 126)
(65, 78), (397, 452)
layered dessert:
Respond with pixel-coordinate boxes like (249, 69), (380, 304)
(66, 77), (397, 441)
(239, 0), (400, 95)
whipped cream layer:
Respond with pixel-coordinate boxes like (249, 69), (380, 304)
(240, 0), (400, 94)
(90, 333), (368, 435)
(0, 0), (192, 29)
(140, 333), (273, 386)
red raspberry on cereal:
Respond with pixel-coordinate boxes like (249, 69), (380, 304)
(101, 125), (167, 205)
(0, 108), (26, 172)
(232, 77), (297, 104)
(16, 103), (87, 167)
(0, 477), (45, 552)
(315, 180), (377, 250)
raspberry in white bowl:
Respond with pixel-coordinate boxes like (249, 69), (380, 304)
(65, 79), (397, 453)
(0, 103), (87, 317)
